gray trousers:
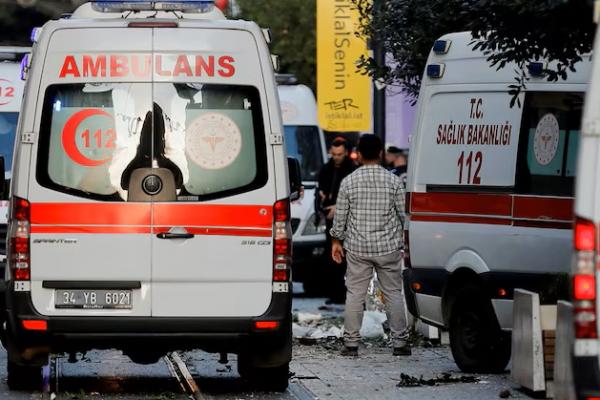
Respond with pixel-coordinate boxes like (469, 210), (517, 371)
(343, 250), (408, 348)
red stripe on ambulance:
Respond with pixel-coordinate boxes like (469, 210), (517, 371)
(30, 203), (272, 232)
(31, 203), (150, 226)
(153, 204), (272, 229)
(411, 192), (512, 216)
(410, 192), (574, 228)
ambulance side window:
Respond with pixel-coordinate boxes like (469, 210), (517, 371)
(515, 92), (583, 197)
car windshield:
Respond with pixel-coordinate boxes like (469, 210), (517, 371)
(0, 112), (17, 178)
(284, 125), (324, 182)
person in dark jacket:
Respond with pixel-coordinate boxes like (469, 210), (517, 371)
(316, 137), (356, 303)
(386, 146), (408, 189)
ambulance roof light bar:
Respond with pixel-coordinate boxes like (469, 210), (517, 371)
(92, 0), (216, 13)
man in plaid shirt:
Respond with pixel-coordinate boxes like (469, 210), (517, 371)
(330, 134), (410, 357)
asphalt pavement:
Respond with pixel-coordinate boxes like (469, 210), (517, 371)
(0, 293), (536, 400)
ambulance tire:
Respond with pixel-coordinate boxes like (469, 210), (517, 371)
(7, 359), (43, 391)
(449, 286), (511, 373)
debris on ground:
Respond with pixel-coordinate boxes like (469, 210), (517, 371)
(360, 311), (388, 338)
(295, 312), (323, 324)
(293, 323), (343, 339)
(499, 389), (512, 398)
(396, 372), (479, 387)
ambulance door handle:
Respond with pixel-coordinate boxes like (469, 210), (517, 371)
(157, 232), (195, 240)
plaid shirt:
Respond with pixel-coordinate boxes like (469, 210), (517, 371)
(330, 164), (405, 257)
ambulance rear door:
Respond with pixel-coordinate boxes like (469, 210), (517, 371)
(150, 26), (276, 317)
(28, 27), (154, 317)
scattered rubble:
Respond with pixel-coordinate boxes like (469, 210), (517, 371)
(396, 372), (479, 387)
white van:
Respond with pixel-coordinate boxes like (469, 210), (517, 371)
(0, 47), (29, 276)
(404, 31), (590, 373)
(277, 78), (328, 294)
(572, 26), (600, 400)
(0, 1), (299, 391)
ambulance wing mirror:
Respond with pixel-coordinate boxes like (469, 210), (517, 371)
(288, 157), (302, 201)
(0, 157), (6, 198)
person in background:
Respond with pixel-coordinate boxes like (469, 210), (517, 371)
(316, 137), (356, 304)
(386, 146), (408, 176)
(330, 134), (410, 357)
(386, 146), (408, 188)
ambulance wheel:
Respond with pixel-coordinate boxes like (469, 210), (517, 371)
(238, 360), (290, 392)
(449, 286), (511, 373)
(7, 359), (43, 391)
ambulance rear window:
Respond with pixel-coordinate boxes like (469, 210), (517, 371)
(515, 91), (583, 197)
(36, 83), (267, 201)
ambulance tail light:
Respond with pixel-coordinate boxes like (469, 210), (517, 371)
(573, 217), (598, 339)
(8, 197), (31, 281)
(273, 199), (291, 285)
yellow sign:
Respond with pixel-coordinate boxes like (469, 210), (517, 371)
(317, 0), (372, 132)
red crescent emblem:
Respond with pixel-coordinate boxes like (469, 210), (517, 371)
(61, 108), (113, 167)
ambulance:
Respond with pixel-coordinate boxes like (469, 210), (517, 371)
(0, 47), (29, 278)
(572, 26), (600, 400)
(277, 76), (328, 294)
(0, 0), (299, 391)
(403, 32), (590, 373)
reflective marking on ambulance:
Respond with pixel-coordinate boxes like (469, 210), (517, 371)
(29, 203), (273, 236)
(58, 54), (236, 79)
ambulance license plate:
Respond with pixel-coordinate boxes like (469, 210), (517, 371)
(55, 290), (132, 309)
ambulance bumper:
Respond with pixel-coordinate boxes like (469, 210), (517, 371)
(5, 287), (292, 355)
(573, 356), (600, 399)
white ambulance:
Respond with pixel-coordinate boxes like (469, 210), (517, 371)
(404, 32), (590, 373)
(0, 47), (29, 277)
(277, 77), (328, 294)
(572, 26), (600, 400)
(0, 0), (299, 391)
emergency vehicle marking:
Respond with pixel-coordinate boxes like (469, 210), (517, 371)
(0, 78), (15, 106)
(436, 99), (513, 147)
(410, 192), (573, 229)
(153, 203), (273, 228)
(425, 95), (521, 187)
(31, 226), (151, 234)
(185, 113), (242, 170)
(30, 203), (273, 234)
(61, 108), (115, 166)
(31, 203), (151, 226)
(58, 54), (236, 79)
(533, 113), (560, 166)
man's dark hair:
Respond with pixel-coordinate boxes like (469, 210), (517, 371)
(387, 146), (402, 155)
(331, 136), (348, 150)
(358, 134), (383, 161)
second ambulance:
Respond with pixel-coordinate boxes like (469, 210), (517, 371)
(0, 0), (296, 391)
(404, 32), (590, 373)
